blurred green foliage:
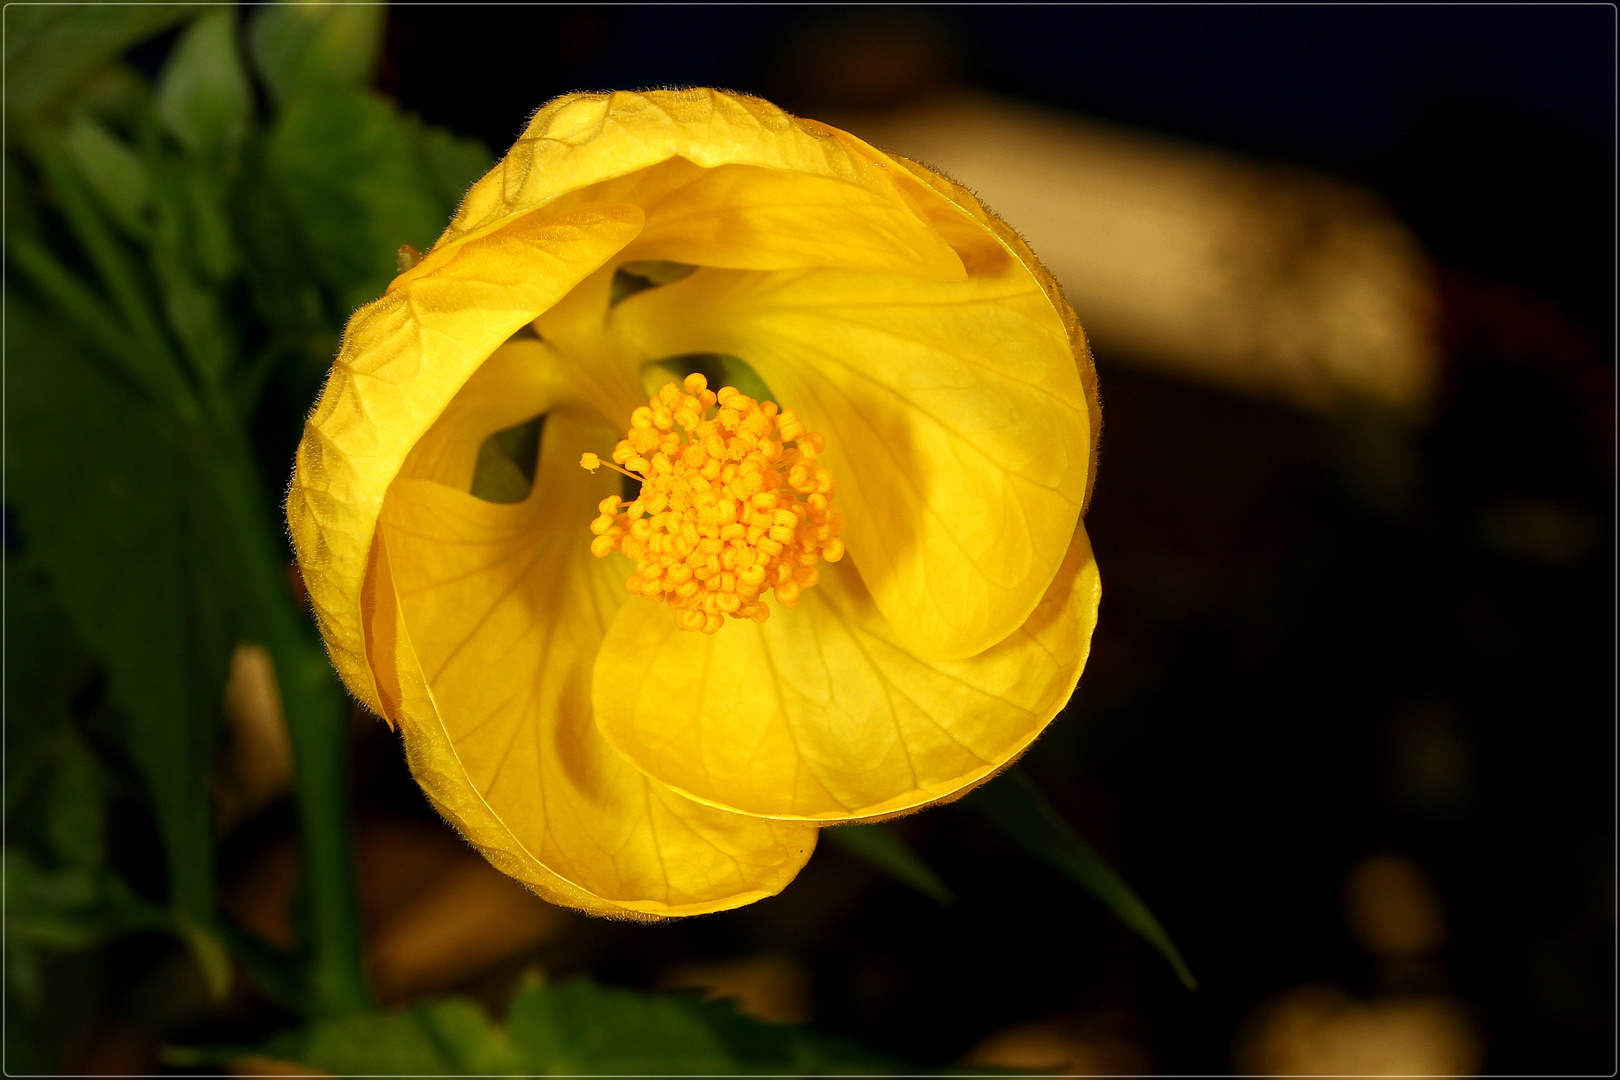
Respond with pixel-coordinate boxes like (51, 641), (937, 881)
(5, 0), (490, 1028)
(175, 974), (910, 1075)
(268, 87), (487, 311)
(4, 564), (168, 1000)
(3, 5), (194, 119)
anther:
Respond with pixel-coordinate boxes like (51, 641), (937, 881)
(581, 375), (844, 632)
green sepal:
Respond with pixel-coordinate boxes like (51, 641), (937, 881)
(968, 768), (1197, 989)
(826, 823), (956, 906)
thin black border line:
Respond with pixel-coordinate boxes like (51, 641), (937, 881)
(0, 1), (1614, 1078)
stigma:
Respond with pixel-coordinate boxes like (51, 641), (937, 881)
(581, 372), (844, 634)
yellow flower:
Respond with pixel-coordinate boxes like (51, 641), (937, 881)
(287, 89), (1102, 919)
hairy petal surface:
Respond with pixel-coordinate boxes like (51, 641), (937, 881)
(289, 203), (643, 711)
(593, 524), (1101, 821)
(373, 406), (816, 915)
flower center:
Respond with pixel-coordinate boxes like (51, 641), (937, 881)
(581, 372), (844, 634)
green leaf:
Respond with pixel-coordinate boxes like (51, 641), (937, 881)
(5, 150), (44, 239)
(139, 109), (239, 286)
(3, 5), (194, 120)
(826, 823), (956, 905)
(58, 104), (240, 390)
(6, 290), (235, 990)
(184, 975), (909, 1075)
(151, 243), (235, 384)
(267, 89), (461, 312)
(59, 113), (152, 238)
(509, 979), (740, 1075)
(1, 558), (172, 967)
(177, 162), (239, 283)
(507, 977), (906, 1075)
(5, 231), (161, 399)
(218, 917), (310, 1015)
(968, 768), (1198, 989)
(4, 946), (104, 1067)
(231, 131), (331, 360)
(3, 557), (102, 821)
(24, 135), (195, 414)
(255, 998), (517, 1075)
(36, 728), (107, 869)
(65, 61), (154, 131)
(154, 8), (252, 160)
(3, 849), (169, 952)
(248, 3), (384, 105)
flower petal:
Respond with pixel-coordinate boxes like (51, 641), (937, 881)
(288, 202), (643, 713)
(372, 407), (818, 916)
(420, 89), (963, 284)
(398, 334), (643, 492)
(605, 258), (1091, 659)
(880, 150), (1104, 513)
(592, 523), (1101, 822)
(551, 156), (966, 278)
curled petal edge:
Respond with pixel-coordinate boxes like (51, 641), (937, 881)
(363, 530), (818, 919)
(593, 522), (1103, 823)
(287, 203), (644, 714)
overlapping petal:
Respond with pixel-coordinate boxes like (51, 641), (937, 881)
(420, 90), (966, 272)
(592, 523), (1101, 821)
(290, 203), (644, 710)
(547, 157), (967, 279)
(600, 261), (1090, 659)
(373, 381), (816, 916)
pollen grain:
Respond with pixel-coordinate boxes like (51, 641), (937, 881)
(580, 372), (844, 634)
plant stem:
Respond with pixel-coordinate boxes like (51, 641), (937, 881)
(199, 396), (368, 1015)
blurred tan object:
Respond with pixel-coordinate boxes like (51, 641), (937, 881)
(221, 816), (570, 1000)
(1345, 853), (1449, 958)
(660, 953), (813, 1024)
(215, 643), (294, 833)
(1473, 494), (1604, 569)
(836, 91), (1440, 414)
(963, 1014), (1151, 1075)
(220, 830), (300, 949)
(1236, 985), (1480, 1076)
(365, 833), (569, 1003)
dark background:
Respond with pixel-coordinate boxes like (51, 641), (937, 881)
(349, 4), (1615, 1074)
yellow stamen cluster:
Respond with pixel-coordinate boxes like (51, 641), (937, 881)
(582, 373), (844, 634)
